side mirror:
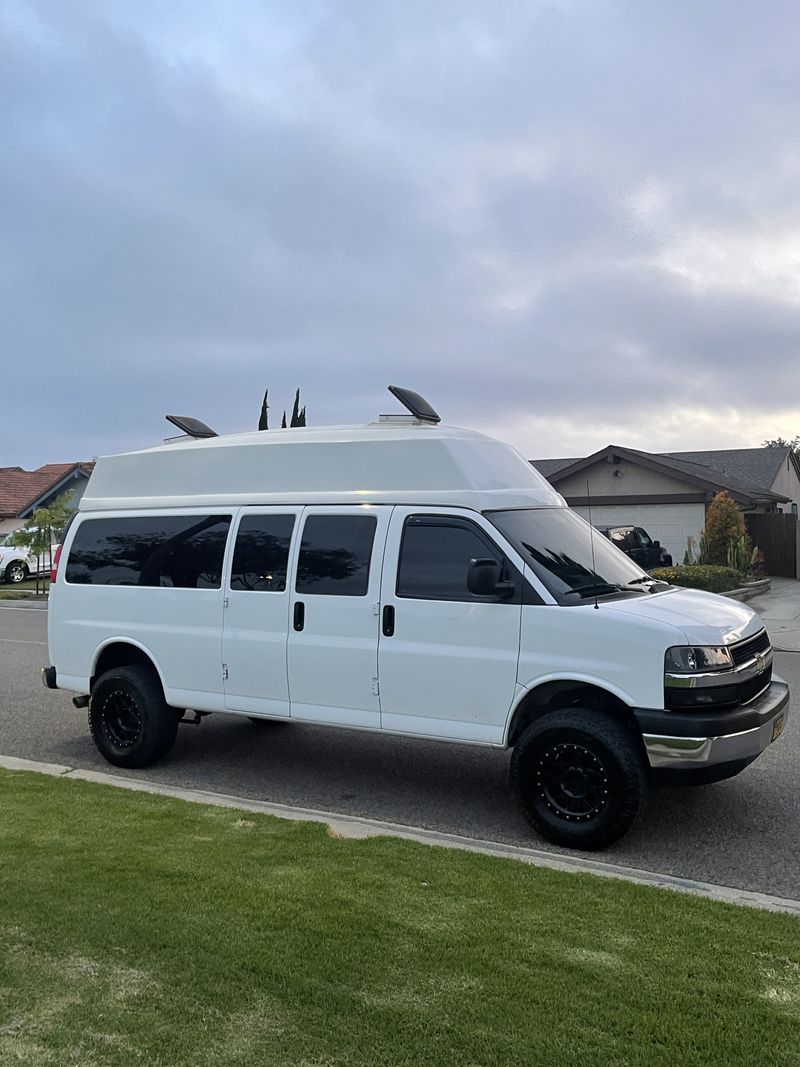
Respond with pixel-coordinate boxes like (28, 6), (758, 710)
(653, 540), (661, 550)
(467, 558), (515, 598)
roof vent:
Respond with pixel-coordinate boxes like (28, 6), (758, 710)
(165, 415), (218, 439)
(386, 385), (441, 424)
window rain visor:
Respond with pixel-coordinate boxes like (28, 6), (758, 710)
(487, 508), (653, 602)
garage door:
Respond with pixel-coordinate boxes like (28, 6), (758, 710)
(571, 504), (705, 566)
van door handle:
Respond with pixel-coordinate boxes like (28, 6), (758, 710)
(382, 604), (395, 637)
(293, 601), (305, 632)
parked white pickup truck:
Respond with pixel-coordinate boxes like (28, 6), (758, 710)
(0, 533), (53, 584)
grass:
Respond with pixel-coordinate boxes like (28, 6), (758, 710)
(1, 770), (800, 1067)
(0, 577), (48, 600)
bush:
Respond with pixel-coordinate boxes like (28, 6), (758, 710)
(649, 565), (741, 593)
(702, 491), (746, 566)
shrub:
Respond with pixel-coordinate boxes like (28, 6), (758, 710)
(702, 491), (746, 566)
(649, 565), (741, 593)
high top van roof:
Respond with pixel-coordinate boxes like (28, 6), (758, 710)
(80, 422), (566, 513)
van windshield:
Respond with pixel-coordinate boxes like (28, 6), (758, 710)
(487, 508), (656, 603)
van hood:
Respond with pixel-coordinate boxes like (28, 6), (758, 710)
(602, 587), (763, 646)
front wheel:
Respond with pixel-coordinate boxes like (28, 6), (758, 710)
(5, 561), (28, 584)
(89, 665), (179, 768)
(510, 708), (648, 850)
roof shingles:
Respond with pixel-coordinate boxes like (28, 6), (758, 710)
(0, 463), (92, 518)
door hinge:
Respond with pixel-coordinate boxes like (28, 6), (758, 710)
(223, 596), (229, 608)
(371, 678), (380, 696)
(372, 601), (380, 616)
(222, 664), (229, 681)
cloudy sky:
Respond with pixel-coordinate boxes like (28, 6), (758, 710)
(3, 0), (800, 468)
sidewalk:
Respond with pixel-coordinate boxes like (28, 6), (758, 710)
(747, 577), (800, 652)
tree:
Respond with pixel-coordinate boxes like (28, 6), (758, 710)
(258, 388), (269, 431)
(763, 436), (800, 454)
(9, 490), (75, 596)
(701, 491), (746, 566)
(259, 387), (307, 430)
(289, 388), (306, 428)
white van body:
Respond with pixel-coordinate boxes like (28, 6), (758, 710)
(45, 412), (789, 848)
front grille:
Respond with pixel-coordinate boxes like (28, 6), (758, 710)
(666, 664), (772, 710)
(738, 664), (772, 704)
(730, 630), (770, 667)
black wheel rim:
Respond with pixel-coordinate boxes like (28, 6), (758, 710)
(535, 742), (611, 822)
(101, 689), (142, 749)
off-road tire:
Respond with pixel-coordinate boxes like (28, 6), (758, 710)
(510, 708), (648, 850)
(89, 665), (179, 768)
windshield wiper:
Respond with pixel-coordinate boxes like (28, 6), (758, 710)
(564, 582), (621, 598)
(623, 576), (670, 591)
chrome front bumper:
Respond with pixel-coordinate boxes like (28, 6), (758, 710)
(642, 677), (790, 771)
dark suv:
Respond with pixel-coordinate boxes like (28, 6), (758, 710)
(597, 525), (673, 570)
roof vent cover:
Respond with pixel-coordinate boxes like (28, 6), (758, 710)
(387, 385), (441, 424)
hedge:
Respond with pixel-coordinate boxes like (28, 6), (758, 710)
(648, 565), (741, 593)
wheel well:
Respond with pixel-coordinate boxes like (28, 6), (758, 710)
(92, 643), (160, 689)
(506, 682), (638, 747)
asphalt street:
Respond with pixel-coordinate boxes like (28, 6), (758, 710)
(2, 601), (798, 899)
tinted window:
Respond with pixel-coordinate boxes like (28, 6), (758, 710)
(397, 518), (501, 600)
(231, 514), (295, 592)
(65, 515), (231, 588)
(295, 514), (377, 596)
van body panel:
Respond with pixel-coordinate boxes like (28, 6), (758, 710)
(377, 507), (522, 742)
(515, 566), (686, 716)
(221, 507), (301, 718)
(51, 509), (228, 705)
(80, 424), (565, 514)
(600, 587), (763, 647)
(287, 506), (392, 728)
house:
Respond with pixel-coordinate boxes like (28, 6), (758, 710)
(0, 462), (94, 536)
(531, 444), (800, 571)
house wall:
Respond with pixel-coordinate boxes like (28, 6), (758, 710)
(770, 457), (800, 514)
(556, 458), (695, 498)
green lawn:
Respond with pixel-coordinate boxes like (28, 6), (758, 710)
(0, 577), (48, 600)
(1, 770), (799, 1067)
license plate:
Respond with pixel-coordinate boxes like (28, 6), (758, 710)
(772, 714), (785, 743)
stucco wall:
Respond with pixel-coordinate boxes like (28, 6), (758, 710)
(556, 457), (695, 498)
(770, 456), (800, 513)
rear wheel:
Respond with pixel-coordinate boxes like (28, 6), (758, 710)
(510, 708), (648, 850)
(89, 665), (179, 768)
(5, 561), (28, 584)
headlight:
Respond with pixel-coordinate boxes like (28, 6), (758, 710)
(665, 646), (733, 673)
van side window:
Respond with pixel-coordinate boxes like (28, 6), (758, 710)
(397, 516), (503, 601)
(295, 514), (377, 596)
(65, 515), (231, 588)
(230, 514), (295, 592)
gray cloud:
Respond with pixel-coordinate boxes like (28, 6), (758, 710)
(2, 0), (800, 468)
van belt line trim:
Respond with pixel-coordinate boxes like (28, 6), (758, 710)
(1, 753), (798, 918)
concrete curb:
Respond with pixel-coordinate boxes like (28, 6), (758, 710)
(722, 578), (772, 602)
(2, 754), (800, 918)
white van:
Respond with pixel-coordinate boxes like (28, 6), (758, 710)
(43, 388), (789, 849)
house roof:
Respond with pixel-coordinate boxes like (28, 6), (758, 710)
(0, 463), (93, 519)
(530, 444), (789, 506)
(663, 447), (796, 490)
